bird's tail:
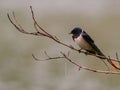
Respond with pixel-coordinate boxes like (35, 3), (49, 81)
(96, 50), (106, 59)
(86, 49), (105, 58)
(92, 44), (106, 58)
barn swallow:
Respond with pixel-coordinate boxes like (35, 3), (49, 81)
(70, 27), (105, 57)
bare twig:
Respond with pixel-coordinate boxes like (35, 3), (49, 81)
(60, 52), (120, 74)
(7, 6), (120, 74)
(32, 54), (64, 61)
(107, 56), (120, 70)
(39, 52), (120, 74)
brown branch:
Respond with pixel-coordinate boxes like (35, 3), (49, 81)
(60, 52), (120, 74)
(7, 6), (120, 74)
(33, 52), (120, 74)
(32, 54), (64, 61)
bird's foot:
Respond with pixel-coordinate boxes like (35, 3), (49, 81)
(84, 51), (90, 55)
(78, 49), (83, 53)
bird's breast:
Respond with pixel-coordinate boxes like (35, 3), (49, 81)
(74, 35), (93, 50)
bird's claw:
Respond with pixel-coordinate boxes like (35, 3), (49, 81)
(78, 49), (82, 53)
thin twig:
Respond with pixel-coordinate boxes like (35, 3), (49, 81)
(60, 52), (120, 74)
(32, 54), (64, 61)
(7, 5), (120, 74)
(30, 6), (51, 37)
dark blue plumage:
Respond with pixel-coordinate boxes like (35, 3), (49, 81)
(70, 27), (105, 57)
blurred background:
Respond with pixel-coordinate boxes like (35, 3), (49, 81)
(1, 0), (120, 90)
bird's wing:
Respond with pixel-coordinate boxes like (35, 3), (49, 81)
(82, 31), (94, 44)
(82, 31), (104, 56)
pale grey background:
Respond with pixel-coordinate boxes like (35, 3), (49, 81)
(0, 0), (120, 90)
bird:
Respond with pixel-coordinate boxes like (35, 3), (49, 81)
(70, 27), (105, 58)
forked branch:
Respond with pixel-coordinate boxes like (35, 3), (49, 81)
(7, 6), (120, 74)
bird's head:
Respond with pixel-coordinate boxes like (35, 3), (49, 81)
(70, 27), (82, 38)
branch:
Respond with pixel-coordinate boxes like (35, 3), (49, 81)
(32, 51), (64, 61)
(7, 6), (120, 74)
(33, 52), (120, 74)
